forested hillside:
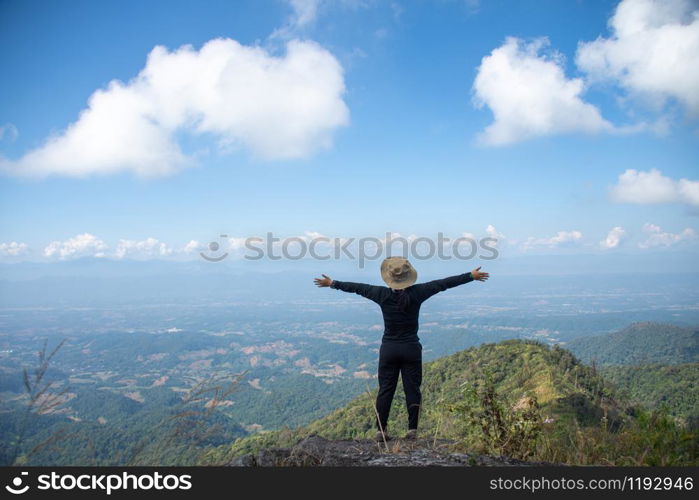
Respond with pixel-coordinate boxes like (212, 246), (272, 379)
(201, 340), (698, 466)
(601, 363), (699, 421)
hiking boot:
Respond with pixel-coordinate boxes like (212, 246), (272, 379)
(404, 429), (418, 440)
(374, 430), (391, 443)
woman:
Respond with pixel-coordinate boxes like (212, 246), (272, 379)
(313, 257), (489, 441)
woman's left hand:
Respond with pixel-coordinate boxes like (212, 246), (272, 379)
(471, 266), (489, 282)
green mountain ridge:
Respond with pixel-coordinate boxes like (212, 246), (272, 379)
(200, 339), (699, 465)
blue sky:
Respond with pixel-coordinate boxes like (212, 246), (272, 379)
(0, 0), (698, 265)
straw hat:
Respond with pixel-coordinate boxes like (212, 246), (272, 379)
(380, 256), (417, 289)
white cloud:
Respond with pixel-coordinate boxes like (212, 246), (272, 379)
(522, 230), (583, 250)
(183, 240), (204, 254)
(37, 237), (221, 261)
(473, 37), (612, 145)
(639, 223), (697, 248)
(610, 168), (699, 206)
(1, 38), (348, 178)
(114, 238), (173, 259)
(44, 233), (108, 259)
(453, 226), (505, 253)
(485, 224), (505, 246)
(678, 177), (699, 206)
(577, 0), (699, 116)
(600, 226), (626, 249)
(0, 241), (29, 257)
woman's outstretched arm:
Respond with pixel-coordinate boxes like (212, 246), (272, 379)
(412, 266), (489, 303)
(313, 274), (385, 303)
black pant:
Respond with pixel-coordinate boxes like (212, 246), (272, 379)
(376, 341), (422, 431)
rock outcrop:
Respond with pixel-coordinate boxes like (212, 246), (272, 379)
(228, 435), (552, 467)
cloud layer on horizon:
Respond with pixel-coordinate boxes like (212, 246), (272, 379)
(521, 230), (584, 251)
(3, 222), (698, 262)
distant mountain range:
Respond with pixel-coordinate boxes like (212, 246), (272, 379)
(2, 257), (699, 307)
(567, 322), (699, 366)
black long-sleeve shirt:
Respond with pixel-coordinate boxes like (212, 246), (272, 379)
(330, 272), (474, 344)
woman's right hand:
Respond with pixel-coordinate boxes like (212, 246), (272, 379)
(313, 274), (333, 287)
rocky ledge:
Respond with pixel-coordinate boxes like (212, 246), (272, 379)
(228, 435), (552, 467)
